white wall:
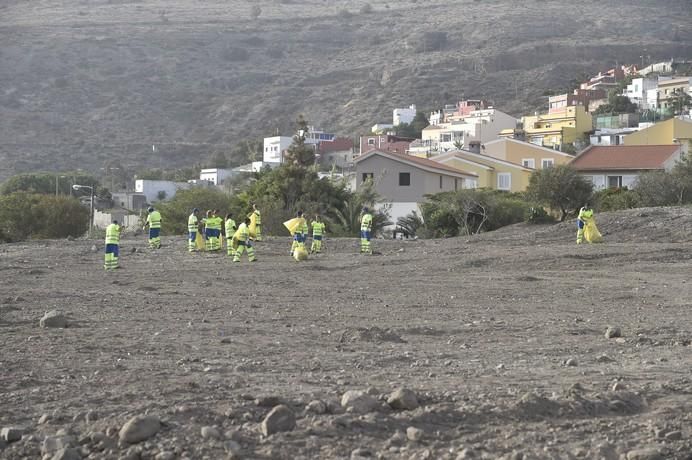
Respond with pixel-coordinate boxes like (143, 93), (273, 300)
(581, 173), (639, 190)
(94, 210), (141, 231)
(134, 180), (189, 203)
(199, 169), (233, 185)
(393, 105), (416, 126)
(263, 136), (293, 163)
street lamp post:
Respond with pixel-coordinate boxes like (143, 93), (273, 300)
(73, 184), (95, 237)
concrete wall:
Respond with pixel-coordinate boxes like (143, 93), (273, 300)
(94, 210), (141, 231)
(134, 180), (190, 203)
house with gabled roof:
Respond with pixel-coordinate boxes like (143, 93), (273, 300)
(432, 150), (534, 192)
(481, 138), (574, 170)
(354, 150), (478, 225)
(570, 144), (684, 190)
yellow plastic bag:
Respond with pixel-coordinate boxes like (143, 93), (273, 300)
(584, 219), (603, 243)
(283, 217), (306, 235)
(248, 212), (258, 239)
(195, 231), (206, 250)
(293, 245), (308, 261)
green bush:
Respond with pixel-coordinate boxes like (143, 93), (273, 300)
(594, 187), (641, 211)
(0, 193), (89, 242)
(525, 206), (555, 224)
(157, 188), (232, 235)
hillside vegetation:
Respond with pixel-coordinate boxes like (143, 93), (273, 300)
(0, 0), (690, 179)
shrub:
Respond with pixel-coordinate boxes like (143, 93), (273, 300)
(634, 171), (680, 206)
(526, 165), (593, 221)
(525, 206), (555, 224)
(157, 188), (232, 235)
(396, 211), (424, 237)
(594, 187), (641, 211)
(0, 193), (89, 242)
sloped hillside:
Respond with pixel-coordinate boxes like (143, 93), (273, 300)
(0, 0), (690, 179)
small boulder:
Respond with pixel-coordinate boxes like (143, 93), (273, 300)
(261, 405), (295, 436)
(42, 435), (76, 456)
(0, 427), (22, 443)
(605, 326), (622, 339)
(406, 426), (424, 442)
(224, 440), (242, 457)
(40, 310), (68, 328)
(306, 400), (327, 414)
(626, 448), (663, 460)
(664, 430), (682, 441)
(341, 390), (379, 414)
(564, 358), (578, 367)
(200, 426), (221, 440)
(351, 447), (374, 459)
(118, 415), (161, 444)
(387, 388), (419, 411)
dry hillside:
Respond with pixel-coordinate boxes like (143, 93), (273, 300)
(0, 0), (691, 179)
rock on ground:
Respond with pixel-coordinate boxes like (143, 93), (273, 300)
(605, 326), (622, 338)
(406, 426), (424, 442)
(306, 400), (327, 414)
(200, 426), (221, 440)
(387, 388), (419, 410)
(626, 448), (663, 460)
(51, 447), (82, 460)
(39, 310), (68, 328)
(119, 415), (161, 444)
(0, 427), (22, 443)
(261, 405), (296, 436)
(341, 390), (379, 414)
(42, 435), (76, 456)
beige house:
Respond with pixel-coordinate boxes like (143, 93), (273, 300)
(354, 150), (477, 225)
(432, 150), (534, 193)
(481, 138), (575, 169)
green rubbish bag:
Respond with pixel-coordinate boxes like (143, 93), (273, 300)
(584, 219), (603, 243)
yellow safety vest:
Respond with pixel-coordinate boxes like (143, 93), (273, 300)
(147, 211), (162, 229)
(188, 214), (198, 232)
(105, 224), (120, 245)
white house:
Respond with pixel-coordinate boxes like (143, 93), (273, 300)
(623, 78), (658, 109)
(199, 168), (234, 185)
(263, 136), (293, 164)
(134, 179), (190, 203)
(589, 128), (641, 146)
(393, 104), (417, 126)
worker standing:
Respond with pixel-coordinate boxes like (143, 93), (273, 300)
(360, 207), (373, 254)
(187, 208), (200, 253)
(233, 217), (256, 262)
(225, 212), (237, 257)
(144, 206), (162, 249)
(290, 210), (308, 256)
(249, 203), (262, 241)
(576, 204), (593, 245)
(206, 210), (222, 251)
(310, 214), (326, 254)
(104, 219), (121, 270)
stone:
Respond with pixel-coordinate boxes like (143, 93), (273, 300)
(90, 245), (98, 252)
(626, 448), (663, 460)
(456, 447), (477, 459)
(341, 390), (379, 414)
(596, 354), (614, 363)
(664, 430), (682, 441)
(85, 411), (98, 423)
(51, 448), (82, 460)
(406, 426), (423, 442)
(1, 427), (22, 443)
(89, 432), (106, 443)
(255, 395), (283, 407)
(611, 381), (626, 391)
(564, 358), (578, 367)
(38, 414), (51, 424)
(351, 447), (374, 459)
(42, 436), (76, 456)
(224, 440), (242, 456)
(200, 426), (221, 440)
(605, 326), (622, 339)
(306, 400), (327, 414)
(387, 388), (419, 411)
(40, 310), (68, 328)
(155, 452), (175, 460)
(260, 405), (295, 436)
(118, 415), (161, 444)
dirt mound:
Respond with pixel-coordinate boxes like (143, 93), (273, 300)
(512, 389), (647, 421)
(338, 327), (406, 344)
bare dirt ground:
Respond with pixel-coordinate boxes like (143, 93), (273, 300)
(1, 207), (692, 459)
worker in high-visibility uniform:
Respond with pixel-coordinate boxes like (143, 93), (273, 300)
(290, 210), (308, 256)
(310, 214), (326, 254)
(360, 207), (373, 254)
(225, 212), (237, 257)
(187, 208), (200, 252)
(576, 205), (594, 244)
(233, 217), (256, 262)
(249, 203), (262, 242)
(104, 220), (121, 270)
(206, 210), (223, 251)
(144, 206), (162, 249)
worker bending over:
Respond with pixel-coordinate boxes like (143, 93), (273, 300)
(144, 206), (162, 249)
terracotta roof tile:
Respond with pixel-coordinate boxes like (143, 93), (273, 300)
(570, 145), (680, 170)
(356, 150), (477, 177)
(318, 137), (353, 153)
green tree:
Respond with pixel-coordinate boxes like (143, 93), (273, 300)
(670, 89), (692, 116)
(395, 111), (429, 139)
(526, 165), (593, 221)
(594, 91), (638, 115)
(284, 116), (316, 167)
(157, 188), (232, 234)
(327, 180), (392, 237)
(208, 151), (229, 169)
(1, 172), (100, 196)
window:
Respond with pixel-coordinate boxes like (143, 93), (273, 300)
(522, 158), (535, 168)
(542, 158), (555, 169)
(362, 173), (374, 183)
(367, 138), (375, 145)
(439, 175), (443, 189)
(497, 173), (511, 191)
(399, 172), (410, 186)
(608, 176), (622, 188)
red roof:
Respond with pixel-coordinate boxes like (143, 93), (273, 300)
(318, 137), (353, 153)
(570, 145), (681, 170)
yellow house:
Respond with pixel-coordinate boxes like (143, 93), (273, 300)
(518, 106), (593, 149)
(623, 118), (692, 151)
(481, 138), (575, 169)
(432, 150), (533, 192)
